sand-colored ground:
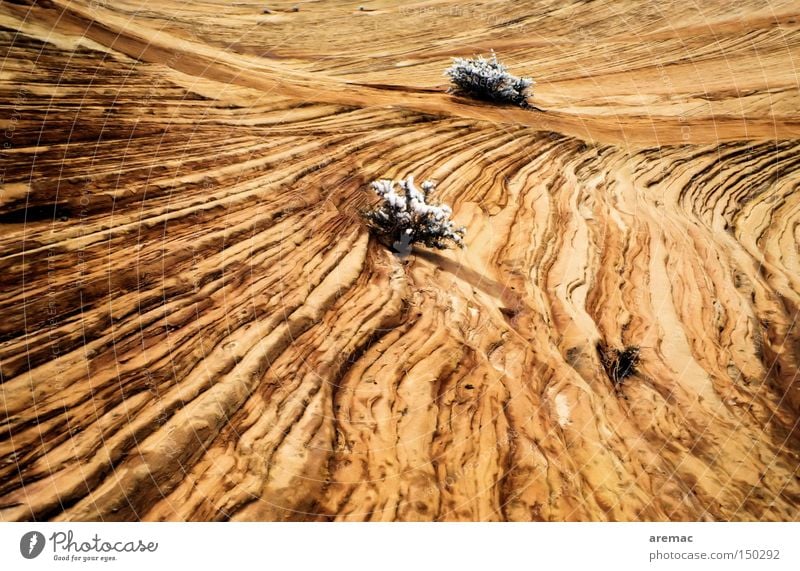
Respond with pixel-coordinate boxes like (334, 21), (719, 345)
(0, 0), (798, 521)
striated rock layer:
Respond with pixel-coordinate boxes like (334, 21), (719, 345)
(0, 0), (799, 521)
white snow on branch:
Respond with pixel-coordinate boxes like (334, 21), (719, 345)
(444, 51), (534, 107)
(364, 176), (465, 252)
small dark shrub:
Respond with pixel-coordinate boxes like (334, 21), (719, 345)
(597, 343), (640, 388)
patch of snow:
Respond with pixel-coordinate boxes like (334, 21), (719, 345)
(555, 393), (571, 427)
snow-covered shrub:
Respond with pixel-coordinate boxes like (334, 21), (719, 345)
(363, 176), (465, 253)
(444, 51), (533, 107)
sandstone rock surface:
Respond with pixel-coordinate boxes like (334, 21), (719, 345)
(0, 0), (798, 521)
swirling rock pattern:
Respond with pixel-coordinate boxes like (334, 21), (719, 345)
(1, 0), (798, 521)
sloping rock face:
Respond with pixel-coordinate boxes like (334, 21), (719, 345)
(1, 0), (798, 521)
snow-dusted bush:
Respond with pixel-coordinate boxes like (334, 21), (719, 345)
(363, 176), (465, 253)
(444, 51), (533, 107)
